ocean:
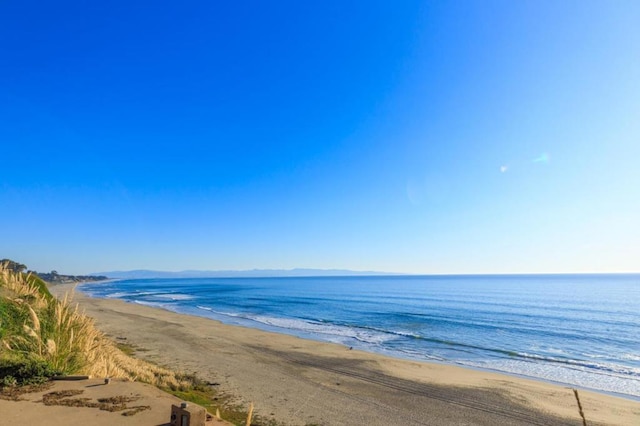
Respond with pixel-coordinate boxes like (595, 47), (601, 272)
(79, 274), (640, 399)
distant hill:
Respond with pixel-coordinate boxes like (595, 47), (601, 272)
(93, 268), (401, 279)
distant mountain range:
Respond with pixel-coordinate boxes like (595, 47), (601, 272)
(92, 268), (401, 279)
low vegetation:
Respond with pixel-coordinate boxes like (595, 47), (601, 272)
(0, 262), (187, 388)
(0, 260), (275, 425)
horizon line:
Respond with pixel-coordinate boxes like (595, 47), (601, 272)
(89, 268), (640, 278)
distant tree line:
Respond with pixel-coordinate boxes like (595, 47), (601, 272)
(0, 259), (27, 273)
(36, 271), (108, 284)
(1, 258), (108, 284)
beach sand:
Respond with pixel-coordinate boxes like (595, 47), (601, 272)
(45, 283), (639, 426)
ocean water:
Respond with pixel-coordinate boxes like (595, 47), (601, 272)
(79, 274), (640, 399)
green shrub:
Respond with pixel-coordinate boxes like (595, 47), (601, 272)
(1, 375), (17, 387)
(0, 358), (59, 386)
(0, 298), (29, 340)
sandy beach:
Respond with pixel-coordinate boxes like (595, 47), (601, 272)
(45, 283), (639, 426)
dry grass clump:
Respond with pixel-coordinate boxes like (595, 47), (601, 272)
(85, 334), (190, 389)
(0, 267), (45, 307)
(0, 263), (190, 389)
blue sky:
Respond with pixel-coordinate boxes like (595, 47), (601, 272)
(1, 1), (639, 275)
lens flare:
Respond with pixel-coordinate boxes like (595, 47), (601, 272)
(533, 153), (550, 164)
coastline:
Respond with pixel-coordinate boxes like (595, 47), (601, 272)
(50, 283), (639, 426)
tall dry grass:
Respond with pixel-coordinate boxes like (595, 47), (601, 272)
(0, 266), (45, 306)
(0, 263), (190, 389)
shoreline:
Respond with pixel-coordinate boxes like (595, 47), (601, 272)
(80, 282), (640, 404)
(77, 279), (640, 403)
(51, 283), (639, 425)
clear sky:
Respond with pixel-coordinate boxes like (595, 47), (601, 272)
(1, 1), (639, 275)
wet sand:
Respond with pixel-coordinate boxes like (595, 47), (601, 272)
(49, 283), (640, 426)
